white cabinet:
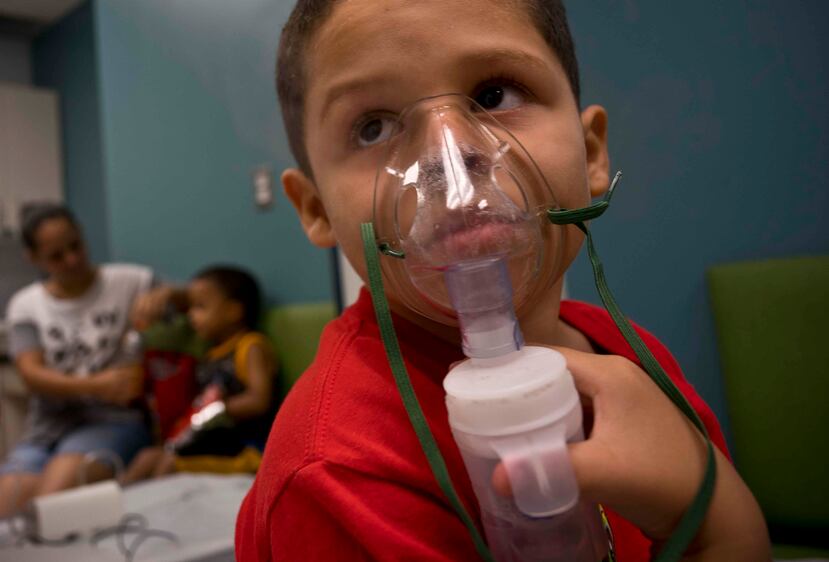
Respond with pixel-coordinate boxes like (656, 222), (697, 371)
(0, 82), (63, 233)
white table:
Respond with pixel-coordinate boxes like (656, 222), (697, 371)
(0, 473), (254, 562)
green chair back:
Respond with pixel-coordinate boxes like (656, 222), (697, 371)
(707, 256), (829, 549)
(260, 302), (337, 399)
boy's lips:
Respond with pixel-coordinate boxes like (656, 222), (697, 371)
(440, 222), (516, 258)
(410, 220), (533, 266)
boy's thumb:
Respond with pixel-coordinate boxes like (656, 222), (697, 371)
(490, 441), (608, 502)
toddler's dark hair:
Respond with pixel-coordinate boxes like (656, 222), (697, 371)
(194, 265), (263, 329)
(276, 0), (580, 176)
(21, 204), (79, 251)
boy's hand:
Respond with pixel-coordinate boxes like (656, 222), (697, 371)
(492, 347), (770, 559)
(90, 365), (144, 406)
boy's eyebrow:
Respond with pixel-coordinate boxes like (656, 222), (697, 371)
(457, 48), (552, 75)
(320, 75), (390, 121)
(318, 48), (552, 120)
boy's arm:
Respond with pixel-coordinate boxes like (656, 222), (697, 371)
(666, 445), (771, 561)
(494, 347), (770, 561)
(224, 342), (274, 419)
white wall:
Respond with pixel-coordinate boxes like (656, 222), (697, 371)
(0, 83), (64, 232)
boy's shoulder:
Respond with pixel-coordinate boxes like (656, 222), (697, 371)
(238, 289), (478, 557)
(560, 299), (680, 372)
(233, 330), (273, 369)
(257, 287), (463, 482)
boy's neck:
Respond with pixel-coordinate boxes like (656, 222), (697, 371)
(517, 280), (596, 354)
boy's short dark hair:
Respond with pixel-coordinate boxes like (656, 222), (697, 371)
(21, 204), (79, 251)
(195, 265), (263, 329)
(276, 0), (581, 176)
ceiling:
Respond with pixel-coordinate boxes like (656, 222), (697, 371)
(0, 0), (84, 23)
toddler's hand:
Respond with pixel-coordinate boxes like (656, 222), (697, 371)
(492, 347), (770, 559)
(91, 365), (144, 406)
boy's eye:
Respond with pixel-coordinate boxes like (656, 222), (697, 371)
(355, 115), (396, 147)
(473, 84), (525, 112)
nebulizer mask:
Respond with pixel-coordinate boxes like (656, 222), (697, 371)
(370, 94), (565, 355)
(360, 94), (716, 562)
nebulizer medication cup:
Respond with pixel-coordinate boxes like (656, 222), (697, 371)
(371, 94), (607, 560)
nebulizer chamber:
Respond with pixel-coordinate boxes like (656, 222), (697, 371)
(373, 95), (607, 560)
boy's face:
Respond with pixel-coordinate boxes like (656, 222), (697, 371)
(285, 0), (609, 315)
(187, 279), (243, 342)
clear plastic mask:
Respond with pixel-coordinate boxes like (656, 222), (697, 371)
(372, 94), (564, 324)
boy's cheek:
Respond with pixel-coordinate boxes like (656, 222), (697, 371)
(496, 118), (589, 211)
(535, 146), (592, 209)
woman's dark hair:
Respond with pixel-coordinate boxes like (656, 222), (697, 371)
(194, 265), (263, 329)
(276, 0), (580, 177)
(21, 204), (79, 251)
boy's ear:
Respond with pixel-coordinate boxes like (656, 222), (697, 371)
(282, 168), (336, 248)
(581, 105), (610, 198)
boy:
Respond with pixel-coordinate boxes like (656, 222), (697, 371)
(237, 1), (770, 560)
(123, 266), (276, 482)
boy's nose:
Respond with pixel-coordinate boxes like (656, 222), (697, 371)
(419, 103), (478, 150)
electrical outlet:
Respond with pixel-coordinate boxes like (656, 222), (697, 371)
(252, 166), (274, 209)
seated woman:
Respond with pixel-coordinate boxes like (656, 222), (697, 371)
(123, 265), (277, 483)
(0, 205), (160, 517)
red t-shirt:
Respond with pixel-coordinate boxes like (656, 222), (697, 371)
(236, 289), (728, 561)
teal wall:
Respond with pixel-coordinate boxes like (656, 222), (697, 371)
(566, 1), (829, 441)
(32, 1), (829, 434)
(91, 0), (331, 303)
(32, 2), (110, 263)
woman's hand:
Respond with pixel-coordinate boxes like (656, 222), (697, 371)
(492, 347), (770, 560)
(90, 365), (144, 406)
(131, 285), (179, 330)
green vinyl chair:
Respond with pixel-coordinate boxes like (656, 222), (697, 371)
(707, 256), (829, 559)
(260, 301), (337, 400)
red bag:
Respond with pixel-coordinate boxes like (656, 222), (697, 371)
(143, 350), (198, 440)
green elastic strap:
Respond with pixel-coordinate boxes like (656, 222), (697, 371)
(361, 223), (495, 562)
(547, 170), (623, 225)
(548, 173), (716, 562)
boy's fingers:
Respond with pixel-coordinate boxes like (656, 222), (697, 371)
(491, 463), (511, 497)
(566, 439), (613, 502)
